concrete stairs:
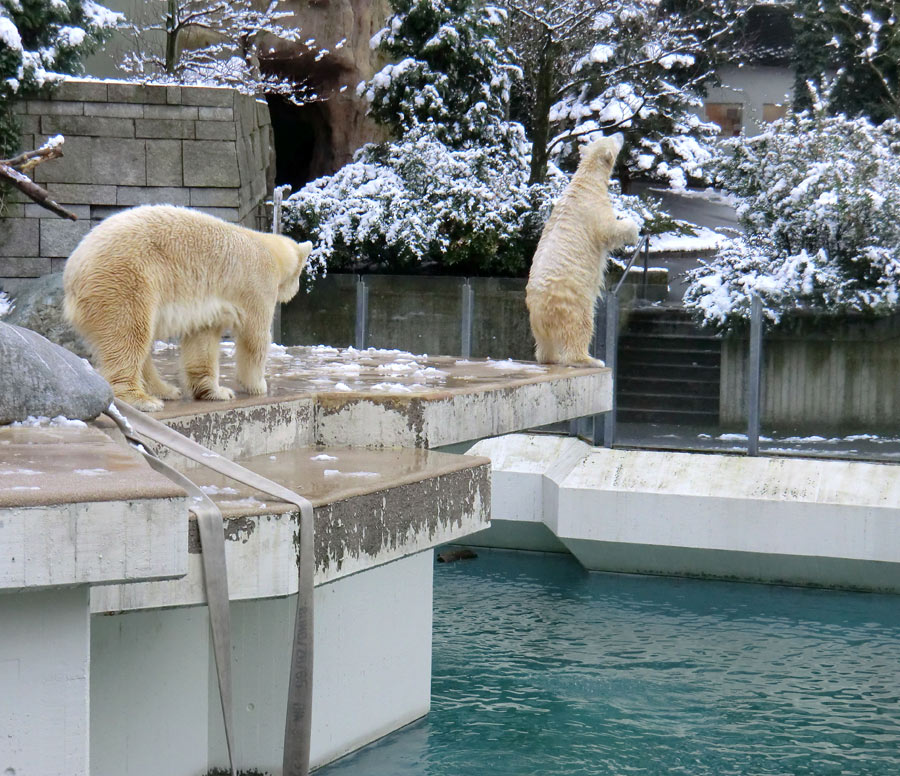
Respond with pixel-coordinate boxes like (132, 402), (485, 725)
(616, 307), (721, 425)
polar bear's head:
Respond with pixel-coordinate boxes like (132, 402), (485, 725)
(579, 133), (624, 178)
(276, 237), (313, 303)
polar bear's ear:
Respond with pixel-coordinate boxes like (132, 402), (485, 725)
(296, 240), (313, 270)
(610, 132), (625, 152)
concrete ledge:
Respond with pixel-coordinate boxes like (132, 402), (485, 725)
(148, 344), (611, 452)
(90, 446), (491, 612)
(0, 426), (187, 590)
(465, 434), (900, 591)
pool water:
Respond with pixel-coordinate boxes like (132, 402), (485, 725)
(318, 550), (900, 776)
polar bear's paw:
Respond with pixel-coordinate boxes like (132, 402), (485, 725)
(192, 383), (236, 402)
(241, 377), (268, 396)
(119, 391), (165, 413)
(618, 218), (640, 245)
(207, 385), (236, 401)
(564, 355), (606, 368)
(153, 381), (182, 401)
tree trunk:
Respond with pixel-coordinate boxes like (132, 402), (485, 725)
(165, 0), (178, 74)
(528, 33), (557, 185)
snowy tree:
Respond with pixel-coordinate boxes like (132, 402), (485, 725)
(0, 0), (119, 155)
(683, 97), (900, 331)
(793, 0), (900, 123)
(119, 0), (314, 99)
(360, 0), (520, 148)
(501, 0), (749, 187)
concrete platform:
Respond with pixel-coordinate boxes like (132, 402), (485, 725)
(92, 444), (490, 612)
(148, 343), (610, 454)
(0, 425), (187, 590)
(466, 433), (900, 592)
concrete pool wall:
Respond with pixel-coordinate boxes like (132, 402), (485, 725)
(466, 434), (900, 592)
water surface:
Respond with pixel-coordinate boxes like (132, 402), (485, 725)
(320, 550), (900, 775)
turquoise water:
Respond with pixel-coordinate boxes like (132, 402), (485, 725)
(319, 550), (900, 776)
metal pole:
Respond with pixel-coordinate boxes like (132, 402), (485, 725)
(460, 279), (474, 358)
(747, 295), (764, 456)
(271, 188), (284, 344)
(641, 238), (650, 299)
(602, 292), (619, 447)
(354, 275), (368, 350)
(590, 295), (607, 446)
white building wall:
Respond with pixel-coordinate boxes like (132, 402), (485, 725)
(705, 65), (795, 136)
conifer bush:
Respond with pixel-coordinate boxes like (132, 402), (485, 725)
(684, 102), (900, 331)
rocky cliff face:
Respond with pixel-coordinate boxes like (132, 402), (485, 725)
(264, 0), (391, 184)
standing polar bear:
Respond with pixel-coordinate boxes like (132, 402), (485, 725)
(64, 205), (312, 411)
(526, 133), (639, 365)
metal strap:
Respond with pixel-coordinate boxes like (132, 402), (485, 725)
(107, 400), (315, 776)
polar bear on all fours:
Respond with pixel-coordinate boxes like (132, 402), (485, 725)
(526, 132), (640, 366)
(64, 205), (312, 412)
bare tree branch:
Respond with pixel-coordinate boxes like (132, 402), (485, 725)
(1, 140), (78, 221)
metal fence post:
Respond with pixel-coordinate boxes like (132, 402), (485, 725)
(460, 279), (474, 358)
(270, 187), (284, 344)
(641, 238), (650, 299)
(354, 275), (368, 350)
(602, 292), (619, 447)
(747, 295), (764, 456)
(589, 295), (608, 445)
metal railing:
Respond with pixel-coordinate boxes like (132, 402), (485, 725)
(573, 235), (651, 447)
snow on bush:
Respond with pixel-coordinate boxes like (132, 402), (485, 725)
(283, 124), (564, 276)
(361, 0), (519, 149)
(684, 105), (900, 331)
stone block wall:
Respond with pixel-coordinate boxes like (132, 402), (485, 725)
(0, 79), (274, 289)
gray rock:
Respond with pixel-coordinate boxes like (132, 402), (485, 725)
(0, 321), (113, 424)
(0, 272), (91, 358)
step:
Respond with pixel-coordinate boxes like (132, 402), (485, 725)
(0, 424), (187, 591)
(467, 434), (900, 591)
(618, 377), (720, 397)
(624, 318), (718, 337)
(147, 344), (612, 457)
(616, 363), (720, 381)
(91, 444), (492, 612)
(619, 334), (721, 352)
(617, 393), (719, 413)
(616, 408), (720, 425)
(618, 348), (721, 368)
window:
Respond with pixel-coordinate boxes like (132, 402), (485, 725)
(705, 103), (743, 137)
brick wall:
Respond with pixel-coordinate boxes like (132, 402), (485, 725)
(0, 79), (274, 289)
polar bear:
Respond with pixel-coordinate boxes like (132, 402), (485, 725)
(63, 205), (312, 411)
(526, 133), (639, 366)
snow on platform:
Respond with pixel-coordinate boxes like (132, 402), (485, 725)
(147, 343), (611, 454)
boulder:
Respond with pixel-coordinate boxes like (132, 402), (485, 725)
(0, 271), (90, 358)
(0, 321), (113, 424)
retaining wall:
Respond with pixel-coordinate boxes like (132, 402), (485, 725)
(720, 314), (900, 430)
(1, 79), (273, 289)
